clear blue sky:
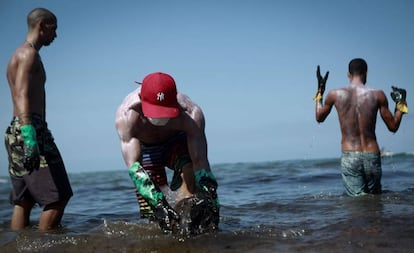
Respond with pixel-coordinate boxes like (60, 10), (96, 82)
(0, 0), (413, 174)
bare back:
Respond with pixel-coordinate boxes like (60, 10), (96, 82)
(332, 85), (381, 152)
(316, 83), (402, 153)
(7, 43), (46, 121)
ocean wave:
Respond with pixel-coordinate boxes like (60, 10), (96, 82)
(381, 151), (414, 158)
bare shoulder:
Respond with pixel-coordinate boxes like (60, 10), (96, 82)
(177, 92), (204, 123)
(8, 46), (37, 68)
(115, 89), (141, 132)
(362, 86), (386, 99)
(325, 87), (343, 100)
(16, 46), (38, 63)
(373, 88), (386, 96)
(372, 88), (387, 103)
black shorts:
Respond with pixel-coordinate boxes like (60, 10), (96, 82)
(5, 114), (73, 206)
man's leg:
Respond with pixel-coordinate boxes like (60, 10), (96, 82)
(38, 199), (69, 231)
(176, 163), (195, 202)
(11, 200), (34, 230)
(363, 152), (382, 194)
(341, 152), (366, 196)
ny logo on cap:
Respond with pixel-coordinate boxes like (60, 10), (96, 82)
(157, 92), (165, 101)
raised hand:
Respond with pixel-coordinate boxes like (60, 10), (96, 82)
(390, 86), (407, 103)
(390, 86), (408, 113)
(316, 65), (329, 96)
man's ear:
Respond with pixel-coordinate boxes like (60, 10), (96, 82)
(347, 72), (352, 80)
(38, 21), (47, 34)
(38, 20), (45, 29)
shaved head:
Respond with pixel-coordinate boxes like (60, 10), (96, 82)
(27, 8), (57, 30)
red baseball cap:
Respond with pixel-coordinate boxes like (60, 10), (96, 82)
(139, 72), (180, 118)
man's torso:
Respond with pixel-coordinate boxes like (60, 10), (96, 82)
(116, 89), (198, 145)
(7, 45), (46, 118)
(333, 84), (381, 152)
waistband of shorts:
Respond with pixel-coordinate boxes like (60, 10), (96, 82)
(10, 113), (45, 127)
(342, 150), (380, 157)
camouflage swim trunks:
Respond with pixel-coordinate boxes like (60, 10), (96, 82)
(5, 114), (73, 206)
(341, 151), (382, 196)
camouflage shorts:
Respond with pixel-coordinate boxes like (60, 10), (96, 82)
(4, 114), (59, 177)
(5, 114), (73, 205)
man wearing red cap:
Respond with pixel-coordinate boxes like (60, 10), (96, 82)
(115, 72), (219, 234)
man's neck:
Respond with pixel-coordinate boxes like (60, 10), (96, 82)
(25, 34), (41, 51)
(349, 76), (366, 86)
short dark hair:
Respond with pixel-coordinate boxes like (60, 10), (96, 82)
(348, 58), (368, 75)
(27, 8), (57, 29)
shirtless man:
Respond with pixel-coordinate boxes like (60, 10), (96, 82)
(314, 58), (407, 196)
(5, 8), (73, 231)
(115, 72), (219, 233)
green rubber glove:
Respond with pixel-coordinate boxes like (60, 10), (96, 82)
(194, 168), (219, 206)
(20, 124), (40, 172)
(128, 162), (179, 231)
(194, 168), (220, 228)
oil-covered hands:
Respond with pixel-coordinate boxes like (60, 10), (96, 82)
(20, 124), (40, 172)
(391, 86), (408, 113)
(194, 168), (220, 229)
(128, 162), (179, 231)
(153, 198), (180, 232)
(195, 169), (218, 203)
(314, 65), (329, 101)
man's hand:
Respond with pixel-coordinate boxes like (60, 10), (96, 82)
(391, 86), (407, 103)
(128, 162), (180, 231)
(391, 86), (408, 113)
(20, 124), (40, 172)
(153, 198), (180, 232)
(198, 176), (218, 201)
(173, 194), (219, 236)
(315, 65), (329, 101)
(195, 168), (219, 210)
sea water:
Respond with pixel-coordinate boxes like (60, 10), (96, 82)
(0, 154), (413, 253)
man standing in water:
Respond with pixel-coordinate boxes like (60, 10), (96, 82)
(314, 58), (408, 196)
(115, 72), (219, 234)
(5, 8), (73, 231)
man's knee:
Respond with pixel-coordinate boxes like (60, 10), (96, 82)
(14, 199), (35, 210)
(43, 198), (69, 211)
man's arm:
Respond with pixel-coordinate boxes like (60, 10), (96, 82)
(13, 48), (37, 124)
(186, 106), (219, 209)
(10, 48), (40, 172)
(315, 91), (335, 123)
(314, 65), (333, 123)
(378, 89), (405, 133)
(186, 106), (210, 172)
(117, 127), (142, 168)
(115, 106), (144, 167)
(115, 111), (179, 231)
